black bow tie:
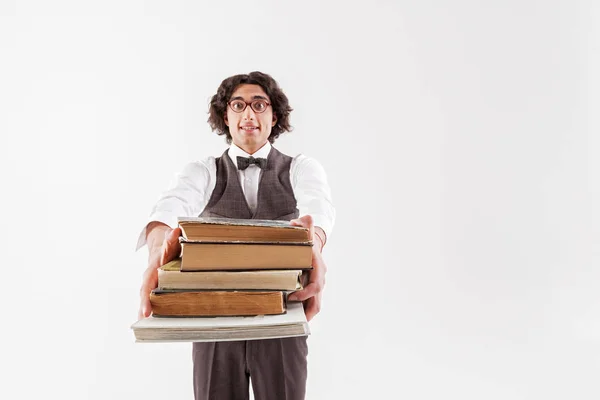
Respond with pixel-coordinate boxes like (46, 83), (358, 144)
(237, 156), (267, 170)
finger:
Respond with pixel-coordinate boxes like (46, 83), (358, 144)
(139, 268), (158, 318)
(311, 252), (327, 275)
(165, 227), (182, 252)
(305, 296), (321, 321)
(303, 298), (313, 321)
(167, 227), (182, 243)
(290, 214), (312, 226)
(140, 267), (158, 290)
(139, 283), (151, 311)
(161, 230), (182, 265)
(138, 284), (151, 319)
(288, 281), (321, 302)
(138, 296), (151, 320)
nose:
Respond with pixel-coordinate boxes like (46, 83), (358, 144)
(242, 105), (256, 120)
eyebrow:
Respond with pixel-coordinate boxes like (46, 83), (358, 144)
(230, 95), (269, 101)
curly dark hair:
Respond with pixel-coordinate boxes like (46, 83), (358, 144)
(208, 71), (293, 144)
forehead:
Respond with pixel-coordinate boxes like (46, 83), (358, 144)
(230, 84), (268, 100)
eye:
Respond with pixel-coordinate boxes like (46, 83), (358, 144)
(252, 100), (267, 112)
(230, 100), (245, 112)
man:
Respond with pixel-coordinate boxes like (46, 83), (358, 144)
(136, 71), (335, 400)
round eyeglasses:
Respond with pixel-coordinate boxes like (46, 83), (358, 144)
(228, 99), (271, 114)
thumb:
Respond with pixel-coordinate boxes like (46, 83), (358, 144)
(164, 227), (182, 245)
(165, 227), (179, 239)
(161, 228), (182, 265)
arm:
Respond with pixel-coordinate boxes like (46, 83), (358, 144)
(138, 222), (181, 319)
(287, 156), (336, 320)
(136, 160), (214, 250)
(137, 160), (213, 319)
(290, 155), (336, 245)
(147, 221), (171, 258)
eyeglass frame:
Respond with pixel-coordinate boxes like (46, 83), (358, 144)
(227, 98), (272, 114)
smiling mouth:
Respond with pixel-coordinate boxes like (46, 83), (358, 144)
(241, 126), (259, 132)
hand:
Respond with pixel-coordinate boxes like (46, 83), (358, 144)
(138, 226), (182, 319)
(287, 215), (327, 321)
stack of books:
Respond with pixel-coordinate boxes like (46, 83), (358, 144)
(131, 217), (314, 342)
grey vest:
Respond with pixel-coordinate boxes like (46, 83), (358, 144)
(200, 147), (299, 221)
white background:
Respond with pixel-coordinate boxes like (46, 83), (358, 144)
(1, 1), (599, 399)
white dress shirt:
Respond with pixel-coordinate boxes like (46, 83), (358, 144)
(136, 142), (336, 250)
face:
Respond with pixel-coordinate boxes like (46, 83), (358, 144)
(224, 84), (277, 154)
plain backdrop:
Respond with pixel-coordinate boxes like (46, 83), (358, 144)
(0, 1), (598, 399)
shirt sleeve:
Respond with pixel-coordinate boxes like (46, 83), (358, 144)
(290, 154), (336, 240)
(135, 158), (215, 250)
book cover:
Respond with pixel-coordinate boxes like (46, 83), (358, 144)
(149, 289), (286, 317)
(180, 242), (313, 271)
(177, 216), (311, 243)
(178, 216), (304, 228)
(158, 259), (303, 290)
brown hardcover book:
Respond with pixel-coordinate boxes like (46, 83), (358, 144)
(180, 242), (313, 271)
(178, 217), (311, 243)
(149, 290), (286, 317)
(158, 259), (303, 290)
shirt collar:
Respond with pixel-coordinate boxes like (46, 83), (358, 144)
(228, 142), (272, 169)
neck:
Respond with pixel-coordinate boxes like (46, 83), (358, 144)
(235, 141), (268, 155)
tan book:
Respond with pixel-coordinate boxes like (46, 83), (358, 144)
(131, 301), (309, 342)
(149, 290), (286, 317)
(180, 242), (312, 271)
(178, 217), (311, 243)
(158, 259), (303, 290)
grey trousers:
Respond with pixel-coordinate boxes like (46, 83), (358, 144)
(192, 336), (308, 400)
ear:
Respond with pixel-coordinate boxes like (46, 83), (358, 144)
(224, 114), (229, 126)
(272, 113), (277, 126)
